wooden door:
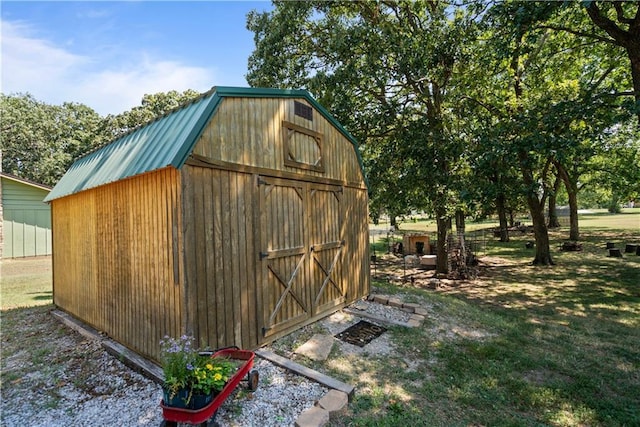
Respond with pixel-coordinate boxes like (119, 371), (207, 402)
(259, 177), (345, 338)
(309, 184), (346, 313)
(259, 177), (310, 337)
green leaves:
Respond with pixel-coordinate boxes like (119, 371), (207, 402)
(1, 89), (201, 186)
(1, 94), (106, 186)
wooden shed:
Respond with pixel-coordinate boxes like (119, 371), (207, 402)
(45, 87), (369, 362)
(1, 172), (52, 258)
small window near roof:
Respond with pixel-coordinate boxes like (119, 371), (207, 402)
(282, 121), (324, 173)
(294, 101), (313, 121)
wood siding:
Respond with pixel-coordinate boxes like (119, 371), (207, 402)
(185, 96), (368, 348)
(193, 97), (366, 189)
(181, 166), (260, 350)
(51, 167), (184, 362)
(51, 94), (369, 361)
(181, 165), (369, 349)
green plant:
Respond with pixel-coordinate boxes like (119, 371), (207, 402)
(191, 356), (235, 395)
(160, 335), (235, 404)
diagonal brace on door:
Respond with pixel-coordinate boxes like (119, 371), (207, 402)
(312, 247), (344, 306)
(267, 254), (307, 324)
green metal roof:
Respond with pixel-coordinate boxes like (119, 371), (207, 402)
(45, 86), (365, 202)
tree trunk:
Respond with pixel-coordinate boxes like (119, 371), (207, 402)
(527, 192), (555, 265)
(455, 210), (465, 234)
(548, 174), (561, 228)
(519, 152), (554, 265)
(510, 16), (553, 265)
(554, 161), (579, 240)
(629, 43), (640, 126)
(496, 193), (510, 242)
(435, 208), (449, 274)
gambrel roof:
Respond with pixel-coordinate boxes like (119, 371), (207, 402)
(45, 87), (364, 202)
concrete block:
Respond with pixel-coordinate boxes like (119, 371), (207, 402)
(387, 297), (403, 308)
(414, 307), (429, 316)
(410, 314), (425, 323)
(317, 390), (349, 419)
(402, 303), (419, 312)
(295, 406), (330, 427)
(373, 295), (389, 305)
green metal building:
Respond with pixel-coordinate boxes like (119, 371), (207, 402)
(0, 173), (52, 258)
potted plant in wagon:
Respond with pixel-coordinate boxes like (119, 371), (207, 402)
(160, 335), (236, 410)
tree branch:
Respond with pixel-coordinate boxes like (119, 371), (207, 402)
(613, 1), (635, 26)
(585, 2), (631, 47)
(536, 24), (618, 45)
(588, 63), (617, 95)
(459, 96), (506, 118)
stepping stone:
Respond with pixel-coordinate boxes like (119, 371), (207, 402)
(402, 302), (420, 312)
(295, 406), (329, 427)
(294, 334), (334, 361)
(414, 307), (429, 316)
(388, 297), (403, 308)
(373, 295), (389, 304)
(317, 390), (349, 419)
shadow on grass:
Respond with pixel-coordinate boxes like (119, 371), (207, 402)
(414, 229), (640, 426)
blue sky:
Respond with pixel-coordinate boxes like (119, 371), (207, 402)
(1, 1), (273, 115)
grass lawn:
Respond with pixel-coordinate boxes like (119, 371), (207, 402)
(333, 210), (640, 426)
(0, 256), (52, 309)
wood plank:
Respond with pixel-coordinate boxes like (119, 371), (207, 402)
(220, 170), (233, 346)
(148, 174), (158, 356)
(244, 174), (258, 347)
(256, 175), (268, 343)
(171, 169), (182, 324)
(193, 167), (208, 344)
(102, 339), (163, 384)
(174, 170), (186, 337)
(254, 349), (354, 397)
(230, 172), (241, 345)
(159, 170), (169, 341)
(204, 168), (217, 348)
(212, 168), (225, 348)
(187, 155), (365, 190)
(181, 167), (198, 341)
(237, 173), (250, 347)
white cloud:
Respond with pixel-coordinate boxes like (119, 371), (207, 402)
(1, 19), (217, 116)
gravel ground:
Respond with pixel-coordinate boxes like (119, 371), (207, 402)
(1, 299), (411, 426)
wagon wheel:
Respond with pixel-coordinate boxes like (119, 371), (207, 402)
(247, 369), (259, 391)
(160, 421), (177, 427)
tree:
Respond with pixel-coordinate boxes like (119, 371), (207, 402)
(1, 89), (201, 186)
(103, 89), (201, 138)
(471, 1), (633, 263)
(583, 122), (640, 211)
(584, 1), (640, 124)
(0, 93), (107, 185)
(247, 0), (482, 274)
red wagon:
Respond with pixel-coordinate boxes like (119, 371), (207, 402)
(160, 347), (259, 427)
